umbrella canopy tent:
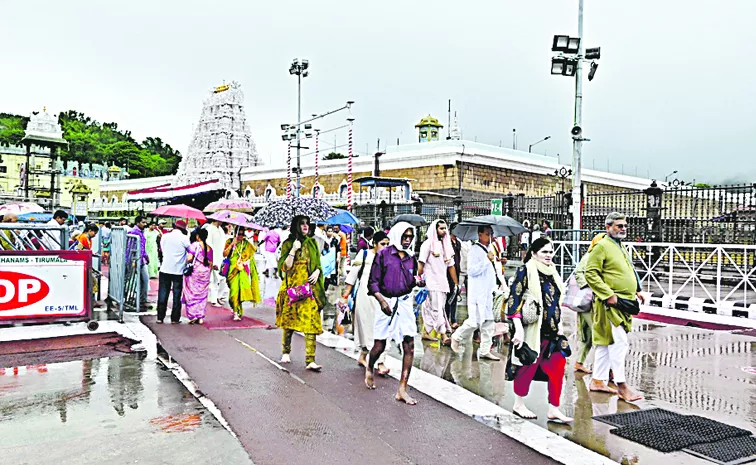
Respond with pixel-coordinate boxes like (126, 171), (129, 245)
(17, 212), (75, 223)
(207, 210), (263, 230)
(451, 215), (526, 242)
(204, 198), (255, 213)
(319, 209), (360, 226)
(390, 213), (427, 227)
(0, 202), (44, 216)
(254, 197), (338, 228)
(150, 204), (206, 221)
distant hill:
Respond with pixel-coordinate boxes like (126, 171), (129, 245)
(0, 111), (180, 179)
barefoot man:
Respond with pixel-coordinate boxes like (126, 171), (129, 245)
(366, 221), (425, 404)
(585, 212), (644, 402)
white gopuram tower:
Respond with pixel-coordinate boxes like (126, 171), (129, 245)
(175, 82), (260, 191)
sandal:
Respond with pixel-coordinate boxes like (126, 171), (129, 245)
(306, 363), (322, 372)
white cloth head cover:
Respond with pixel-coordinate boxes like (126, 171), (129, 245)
(426, 219), (454, 263)
(388, 221), (416, 254)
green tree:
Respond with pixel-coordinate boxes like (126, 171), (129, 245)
(0, 110), (181, 178)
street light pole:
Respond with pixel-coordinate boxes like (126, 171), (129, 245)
(529, 136), (552, 153)
(571, 0), (585, 232)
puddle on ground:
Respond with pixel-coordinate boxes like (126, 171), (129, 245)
(0, 354), (251, 464)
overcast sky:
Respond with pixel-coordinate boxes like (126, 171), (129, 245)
(3, 1), (755, 184)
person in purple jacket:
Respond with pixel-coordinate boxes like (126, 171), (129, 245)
(366, 221), (425, 404)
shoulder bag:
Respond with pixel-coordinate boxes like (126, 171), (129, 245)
(521, 294), (541, 325)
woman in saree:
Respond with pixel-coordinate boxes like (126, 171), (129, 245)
(224, 227), (261, 321)
(506, 237), (572, 423)
(145, 222), (161, 278)
(339, 230), (391, 375)
(276, 215), (326, 371)
(183, 228), (213, 324)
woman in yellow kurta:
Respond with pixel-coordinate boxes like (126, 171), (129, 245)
(276, 215), (326, 371)
(224, 227), (261, 320)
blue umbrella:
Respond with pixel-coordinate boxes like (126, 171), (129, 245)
(17, 212), (53, 222)
(319, 209), (360, 226)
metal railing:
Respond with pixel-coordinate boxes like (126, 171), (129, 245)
(551, 239), (756, 319)
(0, 224), (68, 251)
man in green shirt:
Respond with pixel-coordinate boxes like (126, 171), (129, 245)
(584, 212), (644, 402)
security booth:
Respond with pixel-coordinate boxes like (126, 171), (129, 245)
(69, 180), (93, 221)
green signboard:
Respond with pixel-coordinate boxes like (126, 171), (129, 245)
(490, 199), (503, 216)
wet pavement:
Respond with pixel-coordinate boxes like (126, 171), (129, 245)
(310, 274), (756, 465)
(0, 353), (252, 464)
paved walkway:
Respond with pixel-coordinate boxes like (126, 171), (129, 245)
(142, 311), (558, 465)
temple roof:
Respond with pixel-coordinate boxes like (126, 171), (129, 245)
(415, 115), (444, 128)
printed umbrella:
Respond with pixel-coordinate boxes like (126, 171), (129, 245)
(451, 215), (526, 241)
(203, 198), (255, 213)
(150, 204), (206, 221)
(0, 201), (44, 216)
(390, 213), (427, 227)
(207, 210), (263, 230)
(253, 197), (338, 228)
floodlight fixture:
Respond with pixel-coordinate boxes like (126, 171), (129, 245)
(585, 47), (601, 60)
(552, 35), (580, 54)
(551, 57), (577, 76)
(304, 123), (312, 130)
(281, 124), (289, 131)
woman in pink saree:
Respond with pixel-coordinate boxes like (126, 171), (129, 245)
(183, 228), (214, 324)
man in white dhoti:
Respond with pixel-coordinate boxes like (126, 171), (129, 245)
(203, 219), (228, 306)
(450, 224), (500, 361)
(366, 222), (425, 405)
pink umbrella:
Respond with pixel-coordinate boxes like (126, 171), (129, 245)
(0, 201), (44, 216)
(204, 198), (255, 213)
(207, 210), (263, 230)
(150, 204), (206, 221)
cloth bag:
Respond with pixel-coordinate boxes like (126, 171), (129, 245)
(564, 275), (593, 313)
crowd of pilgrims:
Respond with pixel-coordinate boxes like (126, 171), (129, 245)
(6, 209), (642, 420)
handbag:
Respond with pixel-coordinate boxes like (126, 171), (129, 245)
(287, 282), (314, 305)
(611, 297), (640, 316)
(521, 294), (541, 325)
(564, 275), (594, 313)
(220, 241), (235, 277)
(183, 261), (194, 277)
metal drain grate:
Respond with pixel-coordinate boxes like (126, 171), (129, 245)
(685, 435), (756, 465)
(610, 416), (752, 453)
(594, 407), (683, 427)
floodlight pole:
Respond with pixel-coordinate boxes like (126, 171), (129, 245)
(571, 0), (584, 234)
(296, 71), (302, 198)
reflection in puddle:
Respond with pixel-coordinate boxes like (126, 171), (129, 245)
(150, 413), (202, 433)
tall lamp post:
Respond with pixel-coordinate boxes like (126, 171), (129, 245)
(665, 170), (678, 182)
(529, 136), (552, 153)
(289, 58), (309, 197)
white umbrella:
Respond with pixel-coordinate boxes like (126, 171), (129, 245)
(0, 202), (44, 216)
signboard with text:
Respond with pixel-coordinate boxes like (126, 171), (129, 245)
(0, 251), (91, 323)
(490, 199), (503, 216)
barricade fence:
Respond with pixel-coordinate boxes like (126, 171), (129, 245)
(550, 239), (756, 320)
(106, 227), (142, 321)
(0, 224), (68, 251)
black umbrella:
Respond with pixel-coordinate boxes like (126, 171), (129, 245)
(253, 197), (338, 228)
(451, 215), (526, 241)
(390, 213), (427, 227)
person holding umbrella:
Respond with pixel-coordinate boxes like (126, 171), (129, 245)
(223, 227), (261, 321)
(276, 215), (326, 371)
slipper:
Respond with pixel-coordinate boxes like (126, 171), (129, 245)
(547, 416), (574, 425)
(512, 410), (537, 420)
